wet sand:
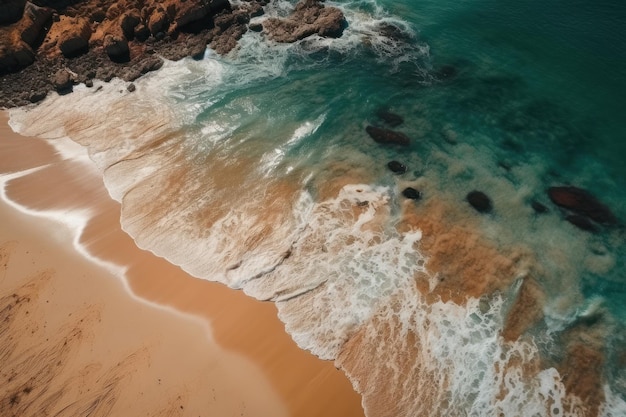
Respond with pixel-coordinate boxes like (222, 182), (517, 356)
(0, 112), (364, 417)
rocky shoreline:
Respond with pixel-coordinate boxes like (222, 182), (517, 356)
(0, 0), (346, 108)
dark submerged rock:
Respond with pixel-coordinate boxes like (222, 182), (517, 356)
(366, 125), (411, 146)
(565, 214), (598, 233)
(387, 160), (407, 174)
(436, 65), (457, 80)
(376, 109), (404, 127)
(402, 187), (421, 200)
(531, 200), (549, 214)
(377, 22), (413, 43)
(548, 186), (617, 225)
(466, 191), (492, 213)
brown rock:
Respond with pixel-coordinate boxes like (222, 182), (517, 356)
(263, 0), (345, 43)
(365, 125), (410, 146)
(148, 8), (169, 35)
(28, 90), (46, 103)
(120, 11), (141, 39)
(170, 1), (210, 30)
(18, 2), (53, 47)
(57, 17), (92, 58)
(52, 68), (72, 93)
(0, 39), (35, 72)
(548, 186), (617, 225)
(133, 23), (150, 41)
(104, 34), (129, 62)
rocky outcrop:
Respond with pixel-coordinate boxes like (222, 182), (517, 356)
(0, 1), (52, 72)
(366, 125), (411, 146)
(548, 186), (617, 225)
(0, 0), (269, 107)
(263, 0), (346, 43)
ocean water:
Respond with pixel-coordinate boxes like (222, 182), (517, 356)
(8, 0), (626, 415)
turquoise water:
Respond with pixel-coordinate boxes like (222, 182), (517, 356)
(11, 0), (626, 414)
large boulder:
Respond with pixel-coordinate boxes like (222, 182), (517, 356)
(55, 16), (92, 57)
(263, 0), (346, 43)
(120, 10), (141, 39)
(365, 125), (411, 146)
(52, 68), (72, 94)
(548, 186), (617, 225)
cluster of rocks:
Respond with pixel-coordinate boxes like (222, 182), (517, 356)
(260, 0), (345, 43)
(364, 108), (422, 201)
(0, 0), (346, 107)
(365, 108), (619, 234)
(463, 185), (619, 235)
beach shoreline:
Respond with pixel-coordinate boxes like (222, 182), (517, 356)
(0, 111), (364, 417)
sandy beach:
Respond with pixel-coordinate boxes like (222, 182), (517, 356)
(0, 112), (364, 417)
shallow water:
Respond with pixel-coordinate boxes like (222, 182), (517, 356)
(8, 0), (626, 415)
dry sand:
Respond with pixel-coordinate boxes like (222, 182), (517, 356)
(0, 112), (364, 417)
